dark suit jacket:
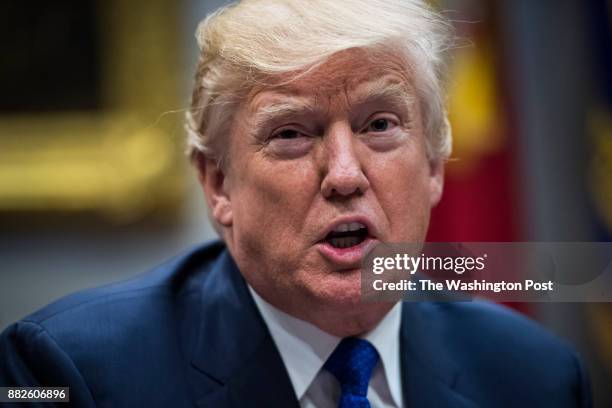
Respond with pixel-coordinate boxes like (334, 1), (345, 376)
(0, 241), (591, 407)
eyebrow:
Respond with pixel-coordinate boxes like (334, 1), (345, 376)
(249, 97), (320, 134)
(348, 78), (417, 118)
(248, 77), (416, 134)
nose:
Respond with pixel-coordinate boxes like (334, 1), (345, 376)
(320, 123), (370, 199)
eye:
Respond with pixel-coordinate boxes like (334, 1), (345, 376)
(274, 128), (303, 139)
(359, 114), (406, 151)
(367, 118), (394, 132)
(265, 126), (314, 158)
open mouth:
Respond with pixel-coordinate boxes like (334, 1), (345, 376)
(324, 222), (369, 249)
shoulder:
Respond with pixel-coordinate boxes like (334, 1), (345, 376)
(409, 301), (591, 407)
(0, 240), (225, 390)
(416, 300), (577, 365)
(22, 240), (224, 330)
(419, 300), (566, 350)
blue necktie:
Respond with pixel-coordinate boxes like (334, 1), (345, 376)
(324, 337), (380, 408)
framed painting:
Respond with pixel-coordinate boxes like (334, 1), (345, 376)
(0, 0), (186, 221)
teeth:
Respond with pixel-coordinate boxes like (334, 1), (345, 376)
(329, 236), (361, 248)
(333, 222), (366, 233)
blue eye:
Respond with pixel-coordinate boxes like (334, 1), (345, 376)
(368, 118), (391, 132)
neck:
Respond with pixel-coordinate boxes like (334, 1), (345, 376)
(262, 290), (395, 337)
(305, 303), (395, 338)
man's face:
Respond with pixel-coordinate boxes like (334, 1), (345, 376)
(211, 49), (443, 315)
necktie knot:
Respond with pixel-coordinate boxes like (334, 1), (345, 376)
(324, 337), (379, 407)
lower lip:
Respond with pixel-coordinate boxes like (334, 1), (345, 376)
(316, 237), (378, 269)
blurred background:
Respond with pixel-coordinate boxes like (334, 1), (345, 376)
(0, 0), (610, 406)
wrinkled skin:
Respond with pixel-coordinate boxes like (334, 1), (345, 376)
(199, 49), (444, 336)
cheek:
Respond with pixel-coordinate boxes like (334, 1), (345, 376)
(230, 157), (319, 250)
(367, 148), (433, 239)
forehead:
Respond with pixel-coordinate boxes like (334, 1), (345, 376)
(247, 48), (415, 110)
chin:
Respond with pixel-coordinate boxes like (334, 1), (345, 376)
(303, 271), (363, 308)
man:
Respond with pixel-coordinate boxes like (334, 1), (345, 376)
(0, 0), (591, 407)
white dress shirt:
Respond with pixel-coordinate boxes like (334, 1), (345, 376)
(249, 286), (404, 408)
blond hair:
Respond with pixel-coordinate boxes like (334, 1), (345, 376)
(186, 0), (454, 164)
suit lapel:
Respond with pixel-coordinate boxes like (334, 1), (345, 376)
(400, 303), (479, 408)
(186, 247), (477, 407)
(189, 250), (299, 408)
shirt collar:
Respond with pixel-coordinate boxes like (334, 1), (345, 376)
(249, 286), (403, 407)
(363, 301), (403, 408)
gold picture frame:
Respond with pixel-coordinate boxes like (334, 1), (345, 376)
(0, 0), (186, 221)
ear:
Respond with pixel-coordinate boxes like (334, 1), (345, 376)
(195, 153), (233, 227)
(428, 158), (445, 207)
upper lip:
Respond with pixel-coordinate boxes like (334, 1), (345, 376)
(318, 215), (378, 243)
